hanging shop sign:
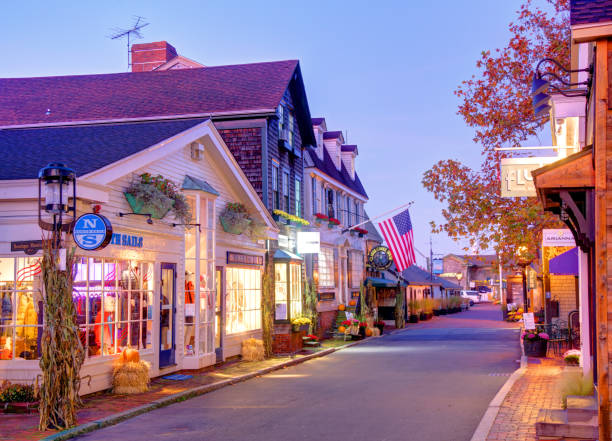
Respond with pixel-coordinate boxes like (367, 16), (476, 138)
(11, 240), (44, 255)
(227, 252), (264, 266)
(297, 231), (320, 254)
(368, 246), (393, 271)
(542, 229), (575, 247)
(318, 292), (335, 301)
(73, 213), (113, 251)
(432, 258), (444, 275)
(500, 157), (556, 197)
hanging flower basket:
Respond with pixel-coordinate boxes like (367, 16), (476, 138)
(124, 192), (174, 220)
(220, 203), (251, 235)
(220, 216), (250, 235)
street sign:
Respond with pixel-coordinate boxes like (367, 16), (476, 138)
(73, 213), (113, 251)
(500, 157), (557, 197)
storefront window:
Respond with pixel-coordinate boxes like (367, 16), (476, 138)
(226, 268), (261, 334)
(73, 257), (153, 358)
(289, 263), (302, 319)
(184, 193), (215, 357)
(0, 257), (43, 360)
(318, 247), (334, 288)
(274, 263), (288, 320)
(349, 251), (364, 289)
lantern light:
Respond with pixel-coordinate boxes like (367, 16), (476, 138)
(38, 163), (77, 236)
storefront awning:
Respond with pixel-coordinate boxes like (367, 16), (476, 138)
(273, 249), (303, 261)
(364, 277), (404, 288)
(549, 247), (578, 276)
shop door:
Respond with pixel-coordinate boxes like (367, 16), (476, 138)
(215, 267), (224, 362)
(159, 263), (176, 368)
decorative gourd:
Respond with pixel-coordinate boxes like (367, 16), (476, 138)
(338, 326), (346, 333)
(121, 347), (140, 364)
(338, 304), (345, 311)
(365, 328), (373, 337)
(349, 300), (356, 306)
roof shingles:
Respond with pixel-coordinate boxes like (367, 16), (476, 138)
(571, 0), (612, 25)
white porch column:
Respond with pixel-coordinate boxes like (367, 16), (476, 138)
(578, 249), (591, 375)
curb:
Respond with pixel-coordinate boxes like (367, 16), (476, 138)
(469, 328), (527, 441)
(40, 335), (375, 441)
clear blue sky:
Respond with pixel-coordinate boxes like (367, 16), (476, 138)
(1, 0), (537, 265)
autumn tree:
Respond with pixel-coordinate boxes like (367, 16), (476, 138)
(422, 0), (569, 264)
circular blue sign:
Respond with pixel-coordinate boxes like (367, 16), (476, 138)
(73, 213), (113, 250)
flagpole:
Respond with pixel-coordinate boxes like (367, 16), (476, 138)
(341, 201), (414, 233)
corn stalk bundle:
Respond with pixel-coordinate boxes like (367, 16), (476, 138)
(39, 244), (85, 430)
(302, 279), (318, 334)
(261, 270), (274, 358)
(394, 285), (405, 329)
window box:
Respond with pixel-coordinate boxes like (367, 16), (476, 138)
(124, 192), (173, 220)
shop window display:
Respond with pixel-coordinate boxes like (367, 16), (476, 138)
(226, 267), (261, 334)
(183, 193), (215, 357)
(274, 261), (303, 322)
(0, 257), (43, 360)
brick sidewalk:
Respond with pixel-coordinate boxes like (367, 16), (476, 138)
(486, 358), (564, 441)
(0, 348), (333, 441)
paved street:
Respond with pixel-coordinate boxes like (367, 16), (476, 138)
(77, 304), (520, 441)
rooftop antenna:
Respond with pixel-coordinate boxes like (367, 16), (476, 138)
(109, 16), (150, 71)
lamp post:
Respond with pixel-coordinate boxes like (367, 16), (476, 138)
(38, 163), (76, 249)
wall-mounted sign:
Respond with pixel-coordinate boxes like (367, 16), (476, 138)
(368, 246), (393, 271)
(73, 214), (113, 251)
(227, 252), (264, 266)
(318, 292), (335, 301)
(297, 231), (320, 254)
(11, 240), (44, 255)
(109, 233), (143, 248)
(542, 229), (576, 247)
(432, 258), (444, 275)
(500, 157), (557, 197)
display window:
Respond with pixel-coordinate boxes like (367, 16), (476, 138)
(274, 261), (303, 322)
(349, 251), (364, 289)
(184, 193), (215, 357)
(73, 257), (154, 358)
(318, 247), (334, 288)
(226, 267), (262, 334)
(0, 257), (43, 360)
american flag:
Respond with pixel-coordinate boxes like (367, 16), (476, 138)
(378, 208), (416, 272)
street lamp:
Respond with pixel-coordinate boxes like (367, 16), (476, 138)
(516, 245), (533, 311)
(38, 163), (76, 248)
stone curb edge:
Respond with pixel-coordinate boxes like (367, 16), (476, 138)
(469, 327), (527, 441)
(40, 334), (377, 441)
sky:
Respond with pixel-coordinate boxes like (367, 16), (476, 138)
(0, 1), (539, 266)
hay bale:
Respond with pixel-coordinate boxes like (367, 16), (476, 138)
(372, 327), (381, 337)
(112, 361), (150, 394)
(241, 338), (265, 361)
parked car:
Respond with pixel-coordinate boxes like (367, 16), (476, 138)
(460, 290), (480, 306)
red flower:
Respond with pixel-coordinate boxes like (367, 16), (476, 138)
(314, 213), (329, 220)
(358, 322), (367, 327)
(329, 218), (340, 225)
(341, 320), (352, 326)
(306, 334), (319, 341)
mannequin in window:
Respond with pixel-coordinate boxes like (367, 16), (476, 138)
(94, 295), (115, 355)
(184, 271), (195, 352)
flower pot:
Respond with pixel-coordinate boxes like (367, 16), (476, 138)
(124, 193), (173, 220)
(358, 327), (366, 338)
(220, 216), (250, 235)
(440, 309), (447, 315)
(427, 313), (433, 320)
(328, 223), (336, 229)
(524, 339), (547, 357)
(409, 314), (419, 323)
(433, 309), (440, 316)
(291, 324), (300, 332)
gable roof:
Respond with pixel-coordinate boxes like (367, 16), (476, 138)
(571, 0), (612, 25)
(305, 148), (367, 198)
(0, 118), (208, 180)
(0, 60), (314, 144)
(401, 265), (441, 286)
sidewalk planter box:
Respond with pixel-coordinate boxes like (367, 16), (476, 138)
(124, 193), (173, 219)
(1, 401), (38, 414)
(409, 314), (419, 323)
(433, 309), (440, 316)
(524, 339), (548, 357)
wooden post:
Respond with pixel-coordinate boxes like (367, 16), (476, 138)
(594, 39), (610, 441)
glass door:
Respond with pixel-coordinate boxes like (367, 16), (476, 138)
(215, 267), (224, 361)
(159, 263), (176, 367)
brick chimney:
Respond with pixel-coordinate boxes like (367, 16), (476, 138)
(131, 41), (178, 72)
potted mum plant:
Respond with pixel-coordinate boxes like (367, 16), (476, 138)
(291, 316), (311, 333)
(358, 321), (367, 339)
(220, 202), (251, 235)
(563, 349), (581, 366)
(523, 330), (549, 357)
(0, 381), (38, 414)
(125, 173), (191, 222)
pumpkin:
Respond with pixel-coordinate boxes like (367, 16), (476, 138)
(338, 326), (346, 333)
(349, 300), (356, 306)
(365, 328), (373, 337)
(121, 347), (140, 364)
(338, 304), (345, 311)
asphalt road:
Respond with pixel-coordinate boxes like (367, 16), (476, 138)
(76, 304), (520, 441)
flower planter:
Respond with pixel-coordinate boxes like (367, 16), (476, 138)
(440, 309), (447, 315)
(358, 327), (366, 338)
(409, 314), (419, 323)
(524, 339), (548, 357)
(328, 223), (336, 229)
(124, 193), (173, 220)
(433, 309), (440, 316)
(419, 312), (426, 321)
(1, 401), (39, 414)
(220, 216), (249, 235)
